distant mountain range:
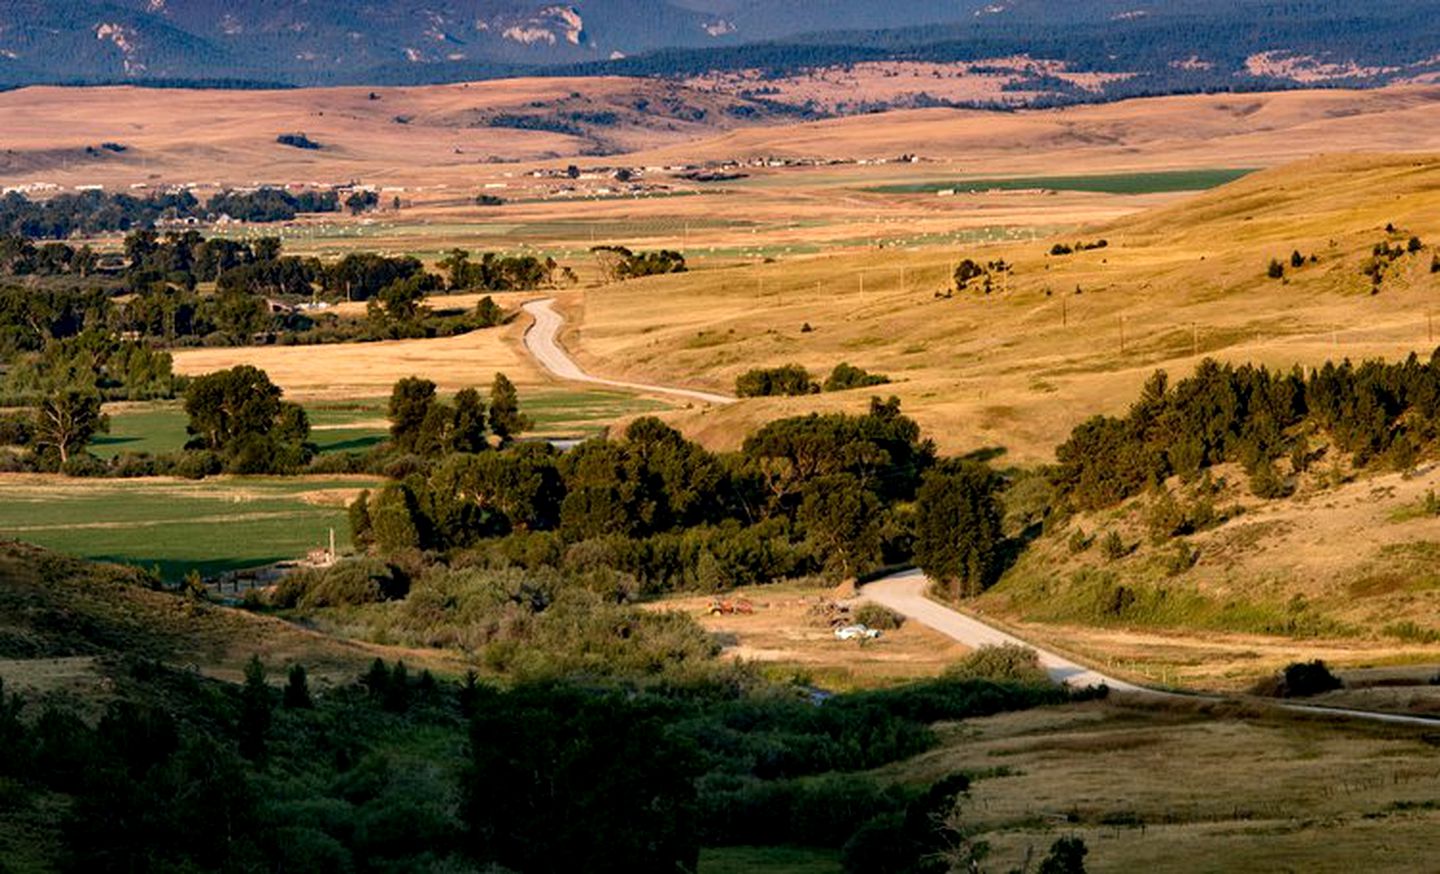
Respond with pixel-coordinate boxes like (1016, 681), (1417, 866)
(1, 0), (1438, 102)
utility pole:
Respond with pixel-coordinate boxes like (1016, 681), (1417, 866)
(1061, 298), (1067, 328)
(1119, 316), (1127, 355)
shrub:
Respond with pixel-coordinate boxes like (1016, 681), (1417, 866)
(1267, 259), (1285, 279)
(1099, 531), (1128, 561)
(823, 363), (891, 393)
(735, 365), (818, 398)
(1262, 659), (1343, 698)
(1248, 458), (1292, 499)
(277, 133), (322, 150)
(173, 450), (223, 480)
(853, 603), (905, 631)
(110, 452), (163, 478)
(1159, 541), (1199, 576)
(60, 453), (108, 478)
(944, 644), (1050, 685)
(1067, 528), (1094, 554)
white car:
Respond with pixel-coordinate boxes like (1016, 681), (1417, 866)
(834, 624), (881, 641)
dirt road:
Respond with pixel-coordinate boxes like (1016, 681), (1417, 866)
(521, 298), (736, 405)
(863, 569), (1440, 727)
(862, 569), (1143, 691)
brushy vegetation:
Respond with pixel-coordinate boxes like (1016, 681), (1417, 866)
(0, 541), (1092, 872)
(944, 644), (1050, 685)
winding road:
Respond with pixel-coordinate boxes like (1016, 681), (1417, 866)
(863, 570), (1440, 727)
(863, 570), (1143, 692)
(522, 299), (736, 406)
(517, 297), (1440, 727)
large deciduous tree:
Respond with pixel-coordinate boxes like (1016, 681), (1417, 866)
(914, 461), (1005, 598)
(183, 365), (311, 472)
(487, 373), (530, 445)
(33, 389), (107, 464)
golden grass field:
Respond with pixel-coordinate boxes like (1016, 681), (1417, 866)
(570, 153), (1440, 461)
(892, 697), (1440, 873)
(171, 299), (549, 397)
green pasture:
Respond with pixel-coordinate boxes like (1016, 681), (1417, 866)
(869, 167), (1256, 196)
(0, 477), (375, 581)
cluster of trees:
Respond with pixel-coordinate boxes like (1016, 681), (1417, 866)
(1361, 233), (1425, 288)
(591, 245), (687, 282)
(736, 362), (891, 397)
(1, 325), (177, 404)
(1053, 350), (1440, 511)
(182, 365), (314, 474)
(0, 324), (180, 472)
(953, 257), (1010, 294)
(383, 373), (530, 459)
(0, 644), (1087, 873)
(0, 189), (200, 239)
(204, 188), (339, 222)
(437, 248), (568, 291)
(1049, 240), (1107, 256)
(0, 232), (531, 352)
(346, 394), (1006, 595)
(0, 186), (350, 239)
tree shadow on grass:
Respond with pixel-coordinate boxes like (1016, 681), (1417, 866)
(90, 435), (144, 449)
(316, 436), (385, 454)
(962, 446), (1008, 464)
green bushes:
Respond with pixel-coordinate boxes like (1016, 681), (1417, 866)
(824, 362), (891, 392)
(698, 773), (912, 848)
(854, 603), (905, 631)
(268, 558), (407, 609)
(1259, 659), (1344, 698)
(944, 644), (1049, 685)
(736, 364), (819, 397)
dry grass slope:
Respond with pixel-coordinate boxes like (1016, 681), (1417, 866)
(574, 153), (1440, 459)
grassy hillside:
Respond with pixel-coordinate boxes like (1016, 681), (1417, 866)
(573, 153), (1440, 459)
(0, 540), (439, 686)
(981, 461), (1440, 690)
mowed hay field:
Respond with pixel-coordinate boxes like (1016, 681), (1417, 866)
(889, 698), (1440, 873)
(170, 313), (547, 399)
(572, 154), (1440, 459)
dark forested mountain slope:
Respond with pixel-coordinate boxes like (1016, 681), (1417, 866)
(0, 0), (1436, 99)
